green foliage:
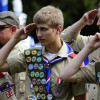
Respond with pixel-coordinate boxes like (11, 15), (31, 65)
(8, 0), (100, 37)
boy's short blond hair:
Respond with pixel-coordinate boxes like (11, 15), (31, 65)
(33, 5), (64, 29)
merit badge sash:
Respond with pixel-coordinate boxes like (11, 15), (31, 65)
(24, 48), (54, 100)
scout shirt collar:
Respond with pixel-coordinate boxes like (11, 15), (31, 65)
(42, 41), (69, 59)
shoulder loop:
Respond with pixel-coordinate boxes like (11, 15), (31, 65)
(0, 72), (4, 78)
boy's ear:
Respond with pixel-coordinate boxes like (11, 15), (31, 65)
(56, 25), (62, 34)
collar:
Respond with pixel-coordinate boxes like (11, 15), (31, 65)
(42, 41), (69, 59)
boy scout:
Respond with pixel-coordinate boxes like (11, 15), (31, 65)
(60, 9), (99, 100)
(0, 6), (87, 100)
(60, 32), (100, 100)
(0, 11), (25, 100)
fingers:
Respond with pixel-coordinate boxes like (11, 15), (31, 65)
(84, 9), (98, 25)
(96, 32), (100, 39)
(23, 27), (26, 33)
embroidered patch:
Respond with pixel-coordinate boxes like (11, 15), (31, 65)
(32, 78), (36, 84)
(37, 51), (42, 56)
(30, 83), (34, 90)
(97, 72), (100, 78)
(34, 86), (38, 92)
(32, 50), (37, 55)
(25, 95), (37, 100)
(34, 63), (38, 69)
(41, 79), (46, 84)
(38, 64), (43, 70)
(28, 64), (34, 70)
(40, 72), (44, 78)
(37, 93), (41, 99)
(37, 57), (42, 62)
(30, 71), (35, 77)
(37, 79), (41, 85)
(47, 94), (53, 100)
(5, 89), (14, 98)
(25, 50), (30, 55)
(26, 57), (31, 62)
(41, 94), (46, 99)
(0, 82), (12, 92)
(54, 84), (63, 96)
(90, 57), (99, 63)
(32, 56), (36, 62)
(35, 72), (39, 77)
(39, 86), (43, 92)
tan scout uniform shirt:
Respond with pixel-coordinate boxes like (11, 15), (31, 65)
(7, 43), (25, 100)
(0, 74), (17, 100)
(60, 27), (99, 100)
(7, 41), (86, 100)
(76, 62), (100, 100)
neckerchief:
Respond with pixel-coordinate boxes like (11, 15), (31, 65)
(43, 42), (89, 93)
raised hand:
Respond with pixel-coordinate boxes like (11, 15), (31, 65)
(82, 9), (98, 25)
(88, 32), (100, 51)
(14, 23), (36, 41)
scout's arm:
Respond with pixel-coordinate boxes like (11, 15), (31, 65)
(0, 23), (35, 72)
(59, 32), (100, 82)
(61, 9), (98, 41)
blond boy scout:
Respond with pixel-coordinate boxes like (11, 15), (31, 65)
(0, 6), (88, 100)
(60, 9), (99, 100)
(0, 11), (25, 100)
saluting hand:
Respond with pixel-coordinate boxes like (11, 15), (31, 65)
(88, 32), (100, 51)
(82, 9), (98, 25)
(14, 23), (36, 41)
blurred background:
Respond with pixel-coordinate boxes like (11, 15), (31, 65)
(1, 0), (100, 45)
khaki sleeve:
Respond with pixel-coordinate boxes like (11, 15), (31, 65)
(60, 26), (80, 42)
(68, 35), (94, 52)
(7, 51), (26, 76)
(72, 63), (97, 96)
(76, 64), (96, 83)
(72, 82), (87, 96)
(61, 26), (94, 52)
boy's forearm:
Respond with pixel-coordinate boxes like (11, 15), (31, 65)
(69, 18), (86, 35)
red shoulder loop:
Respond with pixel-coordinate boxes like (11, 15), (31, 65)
(0, 72), (4, 78)
(69, 53), (76, 58)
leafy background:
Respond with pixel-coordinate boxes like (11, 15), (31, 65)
(8, 0), (100, 42)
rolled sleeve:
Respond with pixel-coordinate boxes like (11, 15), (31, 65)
(76, 64), (96, 84)
(72, 64), (97, 96)
(60, 26), (80, 42)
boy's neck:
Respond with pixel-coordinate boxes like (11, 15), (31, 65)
(45, 39), (62, 54)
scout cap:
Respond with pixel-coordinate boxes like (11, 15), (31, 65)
(0, 11), (20, 28)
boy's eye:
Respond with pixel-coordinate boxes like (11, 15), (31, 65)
(36, 27), (48, 32)
(41, 28), (48, 31)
